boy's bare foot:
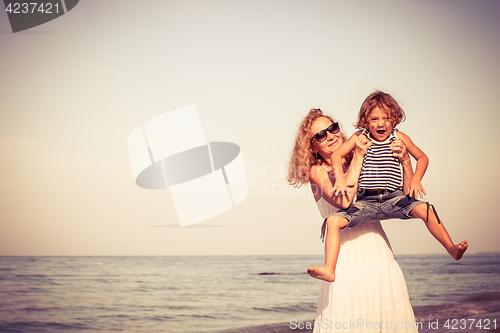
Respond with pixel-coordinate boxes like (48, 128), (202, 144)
(307, 266), (335, 282)
(449, 240), (468, 260)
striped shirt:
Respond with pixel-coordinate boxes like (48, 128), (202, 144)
(358, 129), (402, 191)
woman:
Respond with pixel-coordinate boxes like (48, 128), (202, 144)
(287, 109), (418, 332)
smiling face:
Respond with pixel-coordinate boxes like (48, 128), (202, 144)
(367, 106), (394, 142)
(310, 116), (343, 162)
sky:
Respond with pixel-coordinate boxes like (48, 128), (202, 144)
(0, 0), (499, 256)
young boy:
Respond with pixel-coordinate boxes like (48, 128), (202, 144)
(307, 91), (468, 282)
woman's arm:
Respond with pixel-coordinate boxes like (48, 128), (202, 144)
(310, 166), (353, 209)
(390, 138), (414, 195)
(396, 131), (428, 198)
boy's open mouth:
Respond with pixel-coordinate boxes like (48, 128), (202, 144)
(377, 130), (386, 135)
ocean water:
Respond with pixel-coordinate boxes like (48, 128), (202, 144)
(0, 254), (499, 333)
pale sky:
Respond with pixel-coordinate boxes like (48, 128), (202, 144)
(0, 0), (499, 256)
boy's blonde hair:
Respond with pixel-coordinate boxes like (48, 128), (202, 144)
(355, 91), (406, 129)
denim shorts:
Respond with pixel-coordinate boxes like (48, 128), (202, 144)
(329, 189), (423, 228)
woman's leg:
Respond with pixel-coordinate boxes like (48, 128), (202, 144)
(410, 203), (468, 260)
(307, 215), (349, 282)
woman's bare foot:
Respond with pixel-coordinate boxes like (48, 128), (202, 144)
(307, 266), (335, 282)
(449, 240), (468, 260)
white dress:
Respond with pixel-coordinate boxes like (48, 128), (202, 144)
(313, 197), (418, 332)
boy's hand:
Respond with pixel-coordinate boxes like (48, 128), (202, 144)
(354, 134), (371, 157)
(409, 179), (426, 199)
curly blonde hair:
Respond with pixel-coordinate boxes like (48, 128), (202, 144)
(287, 108), (351, 188)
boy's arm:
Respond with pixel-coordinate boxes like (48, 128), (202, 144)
(344, 132), (371, 194)
(330, 134), (357, 196)
(397, 131), (428, 199)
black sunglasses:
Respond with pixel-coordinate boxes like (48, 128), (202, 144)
(311, 122), (340, 143)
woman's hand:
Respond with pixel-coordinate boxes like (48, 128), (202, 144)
(353, 134), (371, 158)
(390, 139), (410, 164)
(409, 179), (426, 199)
(332, 176), (349, 197)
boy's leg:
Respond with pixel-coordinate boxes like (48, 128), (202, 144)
(409, 203), (468, 260)
(307, 215), (349, 282)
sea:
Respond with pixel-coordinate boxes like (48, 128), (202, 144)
(0, 254), (499, 333)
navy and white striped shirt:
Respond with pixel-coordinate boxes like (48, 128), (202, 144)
(358, 129), (402, 191)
